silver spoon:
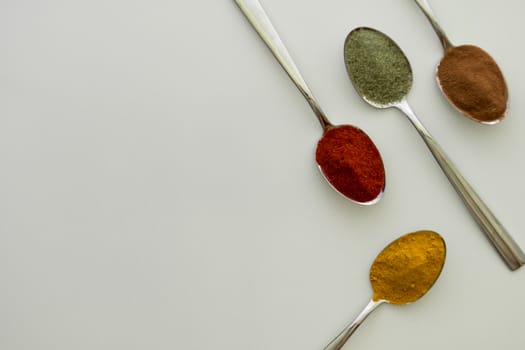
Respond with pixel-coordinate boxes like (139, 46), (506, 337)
(324, 230), (446, 350)
(233, 0), (385, 205)
(414, 0), (508, 124)
(344, 27), (524, 270)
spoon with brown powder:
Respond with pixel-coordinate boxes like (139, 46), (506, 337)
(233, 0), (385, 205)
(324, 230), (446, 350)
(414, 0), (508, 124)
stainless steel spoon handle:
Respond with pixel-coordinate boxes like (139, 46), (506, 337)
(324, 299), (384, 350)
(414, 0), (453, 51)
(233, 0), (331, 130)
(397, 100), (525, 271)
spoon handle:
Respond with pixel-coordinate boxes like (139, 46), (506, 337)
(414, 0), (453, 51)
(397, 100), (525, 271)
(324, 299), (383, 350)
(233, 0), (331, 130)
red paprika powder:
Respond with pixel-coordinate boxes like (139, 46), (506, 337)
(315, 125), (385, 203)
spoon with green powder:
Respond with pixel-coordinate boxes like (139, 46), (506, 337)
(344, 27), (524, 270)
(414, 0), (508, 124)
(324, 230), (446, 350)
(233, 0), (385, 205)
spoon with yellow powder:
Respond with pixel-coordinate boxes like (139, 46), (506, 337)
(324, 230), (446, 350)
(414, 0), (508, 124)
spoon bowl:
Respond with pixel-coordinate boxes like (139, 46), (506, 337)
(414, 0), (508, 124)
(324, 230), (446, 350)
(234, 0), (385, 204)
(343, 27), (525, 270)
(343, 27), (413, 109)
(436, 44), (508, 124)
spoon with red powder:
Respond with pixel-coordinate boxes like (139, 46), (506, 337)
(234, 0), (385, 204)
(414, 0), (508, 124)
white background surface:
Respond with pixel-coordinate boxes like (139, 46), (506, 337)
(2, 0), (525, 349)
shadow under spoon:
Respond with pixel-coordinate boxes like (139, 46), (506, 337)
(233, 0), (385, 205)
(414, 0), (508, 124)
(344, 27), (524, 270)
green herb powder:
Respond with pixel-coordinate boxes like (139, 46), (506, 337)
(344, 28), (412, 106)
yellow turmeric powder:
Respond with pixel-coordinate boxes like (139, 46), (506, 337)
(370, 230), (446, 304)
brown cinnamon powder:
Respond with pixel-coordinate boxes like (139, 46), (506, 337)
(437, 45), (508, 123)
